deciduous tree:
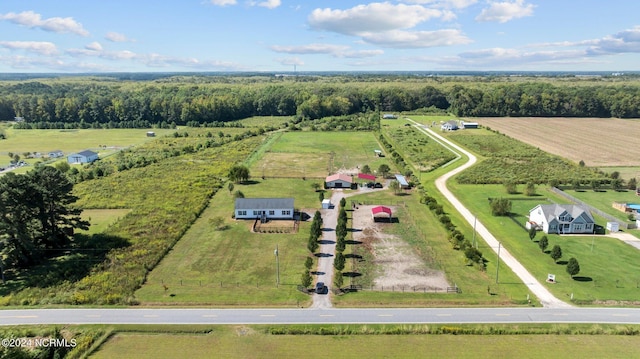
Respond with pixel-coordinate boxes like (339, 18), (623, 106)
(566, 257), (580, 278)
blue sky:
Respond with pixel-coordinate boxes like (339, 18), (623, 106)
(0, 0), (639, 72)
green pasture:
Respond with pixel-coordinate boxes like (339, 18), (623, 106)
(0, 128), (174, 155)
(600, 166), (640, 182)
(449, 183), (640, 303)
(79, 209), (131, 235)
(135, 178), (319, 306)
(255, 131), (389, 178)
(89, 325), (640, 359)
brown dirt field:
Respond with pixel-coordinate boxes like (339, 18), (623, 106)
(476, 117), (640, 167)
(352, 205), (450, 291)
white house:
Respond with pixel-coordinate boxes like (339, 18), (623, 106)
(67, 150), (99, 164)
(325, 173), (353, 189)
(527, 204), (595, 234)
(234, 198), (294, 220)
(48, 150), (64, 158)
(441, 120), (459, 131)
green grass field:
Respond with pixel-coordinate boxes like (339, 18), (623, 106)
(89, 325), (640, 359)
(561, 188), (640, 223)
(449, 183), (640, 303)
(78, 209), (131, 235)
(255, 131), (390, 178)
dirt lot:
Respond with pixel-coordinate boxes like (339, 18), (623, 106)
(477, 117), (640, 167)
(351, 205), (450, 291)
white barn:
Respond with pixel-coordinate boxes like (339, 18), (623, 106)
(235, 198), (294, 220)
(527, 204), (595, 234)
(67, 150), (99, 164)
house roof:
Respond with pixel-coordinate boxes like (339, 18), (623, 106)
(394, 174), (409, 186)
(371, 206), (392, 216)
(358, 173), (376, 181)
(325, 173), (352, 183)
(532, 204), (595, 224)
(235, 198), (294, 210)
(76, 150), (98, 157)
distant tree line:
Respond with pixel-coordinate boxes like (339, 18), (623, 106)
(2, 77), (638, 129)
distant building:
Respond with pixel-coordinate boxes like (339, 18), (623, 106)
(394, 174), (410, 189)
(48, 150), (64, 158)
(234, 198), (294, 220)
(67, 150), (99, 164)
(461, 122), (479, 129)
(382, 114), (397, 119)
(146, 131), (156, 137)
(441, 120), (459, 131)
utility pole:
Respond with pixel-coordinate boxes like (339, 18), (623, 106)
(274, 245), (280, 287)
(495, 242), (501, 284)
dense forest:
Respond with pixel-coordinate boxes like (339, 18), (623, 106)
(0, 74), (639, 128)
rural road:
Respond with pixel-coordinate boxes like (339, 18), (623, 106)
(1, 307), (639, 325)
(409, 119), (572, 309)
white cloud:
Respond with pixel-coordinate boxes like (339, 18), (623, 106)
(400, 0), (478, 9)
(85, 42), (103, 51)
(309, 3), (444, 35)
(0, 41), (58, 55)
(210, 0), (237, 6)
(0, 10), (89, 36)
(105, 32), (134, 43)
(256, 0), (281, 9)
(361, 29), (472, 48)
(476, 0), (534, 23)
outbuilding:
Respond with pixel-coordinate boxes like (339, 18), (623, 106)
(461, 122), (479, 129)
(371, 206), (392, 221)
(146, 131), (156, 137)
(394, 174), (410, 189)
(606, 221), (620, 233)
(325, 173), (353, 189)
(67, 150), (99, 164)
(321, 199), (332, 209)
(48, 150), (64, 158)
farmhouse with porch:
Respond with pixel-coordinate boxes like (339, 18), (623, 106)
(234, 198), (294, 220)
(526, 204), (595, 234)
(325, 173), (353, 189)
(67, 150), (99, 164)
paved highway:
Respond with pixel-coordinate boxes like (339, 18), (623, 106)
(1, 307), (640, 325)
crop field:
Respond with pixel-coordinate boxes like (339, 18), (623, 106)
(383, 125), (457, 172)
(254, 131), (389, 178)
(477, 117), (640, 167)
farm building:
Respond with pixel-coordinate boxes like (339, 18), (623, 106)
(606, 222), (620, 233)
(48, 150), (64, 158)
(526, 204), (595, 234)
(67, 150), (99, 164)
(394, 174), (410, 189)
(358, 173), (376, 182)
(321, 199), (332, 209)
(371, 206), (392, 221)
(234, 198), (294, 220)
(146, 131), (156, 137)
(382, 114), (397, 119)
(461, 122), (479, 129)
(325, 173), (353, 189)
(441, 120), (459, 131)
(374, 149), (383, 157)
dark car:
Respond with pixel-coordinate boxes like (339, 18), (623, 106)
(315, 282), (325, 294)
(373, 182), (383, 188)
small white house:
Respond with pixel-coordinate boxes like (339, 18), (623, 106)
(325, 173), (353, 189)
(235, 198), (294, 220)
(441, 120), (459, 131)
(67, 150), (99, 164)
(527, 204), (595, 234)
(48, 150), (64, 158)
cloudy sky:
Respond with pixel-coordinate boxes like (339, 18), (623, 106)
(0, 0), (639, 72)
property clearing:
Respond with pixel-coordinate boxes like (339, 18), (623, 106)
(352, 205), (450, 291)
(477, 117), (640, 167)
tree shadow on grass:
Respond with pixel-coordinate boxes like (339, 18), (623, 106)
(557, 260), (568, 265)
(572, 276), (593, 282)
(344, 254), (362, 259)
(0, 233), (129, 294)
(345, 240), (362, 245)
(342, 272), (362, 278)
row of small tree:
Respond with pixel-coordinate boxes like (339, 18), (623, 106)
(531, 232), (581, 279)
(301, 211), (323, 288)
(333, 198), (348, 289)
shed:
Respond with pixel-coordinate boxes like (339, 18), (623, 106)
(67, 150), (99, 164)
(146, 131), (156, 137)
(461, 122), (479, 129)
(325, 173), (353, 189)
(606, 222), (620, 233)
(48, 150), (64, 158)
(322, 199), (332, 209)
(394, 174), (410, 189)
(371, 206), (392, 221)
(374, 149), (383, 157)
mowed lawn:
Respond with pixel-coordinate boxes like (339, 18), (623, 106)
(91, 331), (640, 359)
(0, 128), (175, 155)
(449, 183), (640, 303)
(254, 131), (389, 178)
(135, 178), (322, 306)
(78, 209), (132, 235)
(561, 188), (640, 223)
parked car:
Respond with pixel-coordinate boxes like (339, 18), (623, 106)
(315, 282), (325, 294)
(373, 182), (383, 188)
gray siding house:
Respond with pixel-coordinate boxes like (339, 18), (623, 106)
(235, 198), (294, 220)
(527, 204), (595, 234)
(67, 150), (99, 164)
